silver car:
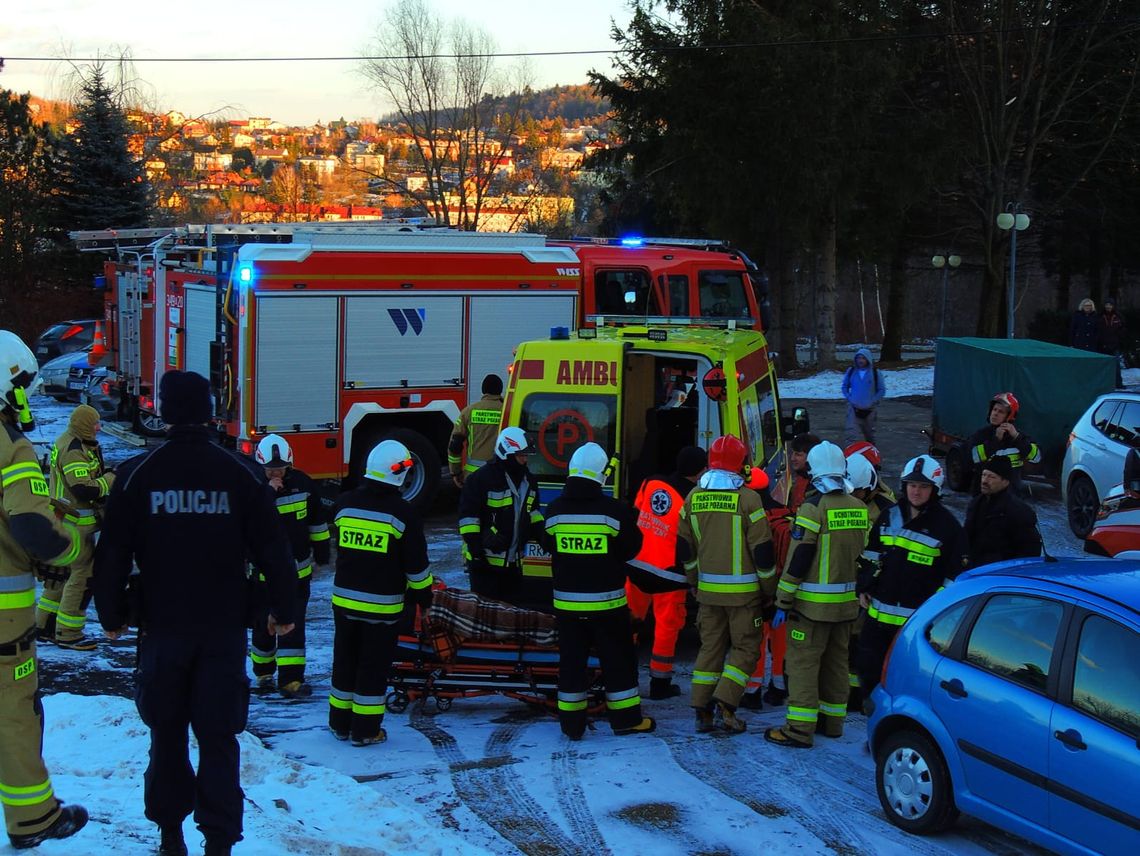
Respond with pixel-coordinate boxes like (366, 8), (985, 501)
(37, 349), (94, 402)
(1062, 392), (1140, 537)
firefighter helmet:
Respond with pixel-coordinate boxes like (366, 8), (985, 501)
(806, 441), (846, 479)
(708, 435), (747, 473)
(365, 439), (414, 487)
(494, 426), (534, 460)
(0, 330), (39, 432)
(900, 454), (944, 493)
(846, 453), (879, 492)
(255, 434), (293, 468)
(568, 442), (610, 484)
(989, 391), (1020, 421)
(843, 440), (881, 469)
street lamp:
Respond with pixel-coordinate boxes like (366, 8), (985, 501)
(932, 253), (962, 338)
(996, 204), (1030, 339)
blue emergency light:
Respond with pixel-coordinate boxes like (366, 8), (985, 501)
(620, 236), (644, 247)
(550, 326), (570, 340)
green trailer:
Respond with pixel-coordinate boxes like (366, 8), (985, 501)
(928, 337), (1116, 492)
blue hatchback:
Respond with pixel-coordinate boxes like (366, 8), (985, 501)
(867, 558), (1140, 854)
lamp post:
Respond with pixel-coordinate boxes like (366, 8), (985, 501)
(931, 253), (962, 338)
(996, 204), (1030, 339)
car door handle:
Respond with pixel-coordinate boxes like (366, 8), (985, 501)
(939, 679), (968, 698)
(1054, 729), (1087, 751)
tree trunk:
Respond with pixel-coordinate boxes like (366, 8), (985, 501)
(976, 223), (1004, 338)
(773, 240), (800, 375)
(880, 240), (908, 362)
(816, 198), (838, 366)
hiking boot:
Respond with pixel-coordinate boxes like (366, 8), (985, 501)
(203, 839), (232, 856)
(614, 717), (656, 736)
(715, 702), (747, 735)
(648, 677), (681, 700)
(54, 636), (97, 652)
(253, 675), (276, 696)
(738, 690), (763, 710)
(279, 680), (313, 699)
(9, 804), (89, 850)
(694, 707), (717, 734)
(351, 728), (387, 747)
(763, 684), (788, 706)
(158, 825), (188, 856)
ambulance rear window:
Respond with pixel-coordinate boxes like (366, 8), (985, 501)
(519, 393), (617, 480)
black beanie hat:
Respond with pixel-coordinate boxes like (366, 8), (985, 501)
(981, 455), (1013, 482)
(482, 373), (504, 395)
(159, 370), (212, 425)
(676, 446), (708, 477)
(790, 433), (822, 453)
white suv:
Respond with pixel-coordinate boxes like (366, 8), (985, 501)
(1062, 392), (1140, 537)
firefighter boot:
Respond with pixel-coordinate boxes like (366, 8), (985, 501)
(648, 677), (681, 700)
(738, 689), (763, 710)
(203, 839), (232, 856)
(279, 680), (313, 700)
(694, 706), (716, 734)
(54, 635), (98, 652)
(253, 675), (275, 696)
(158, 825), (188, 856)
(763, 683), (788, 706)
(614, 717), (657, 736)
(8, 804), (89, 850)
(715, 701), (747, 735)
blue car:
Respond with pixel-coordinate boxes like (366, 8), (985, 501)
(867, 559), (1140, 854)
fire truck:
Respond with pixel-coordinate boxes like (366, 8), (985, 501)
(72, 222), (767, 508)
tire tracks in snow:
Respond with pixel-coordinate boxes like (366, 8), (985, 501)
(549, 741), (609, 855)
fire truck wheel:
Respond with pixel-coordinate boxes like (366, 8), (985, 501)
(132, 402), (167, 438)
(380, 427), (441, 511)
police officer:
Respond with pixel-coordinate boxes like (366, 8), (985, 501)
(0, 331), (88, 849)
(765, 442), (870, 749)
(448, 374), (504, 488)
(625, 446), (707, 700)
(856, 455), (966, 703)
(329, 439), (431, 746)
(544, 443), (651, 738)
(678, 435), (776, 735)
(458, 426), (544, 606)
(964, 455), (1041, 569)
(249, 434), (331, 698)
(93, 370), (297, 856)
(966, 392), (1041, 495)
(35, 404), (114, 650)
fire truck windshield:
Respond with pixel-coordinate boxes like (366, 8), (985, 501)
(699, 270), (752, 319)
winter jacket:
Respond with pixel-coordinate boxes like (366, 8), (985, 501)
(448, 393), (503, 477)
(330, 480), (430, 623)
(1069, 311), (1099, 352)
(966, 422), (1041, 495)
(94, 425), (297, 633)
(543, 477), (642, 614)
(264, 467), (330, 577)
(964, 488), (1041, 569)
(841, 348), (885, 411)
(1097, 309), (1125, 353)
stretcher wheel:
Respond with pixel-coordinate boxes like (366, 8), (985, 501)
(386, 690), (409, 713)
(435, 696), (453, 712)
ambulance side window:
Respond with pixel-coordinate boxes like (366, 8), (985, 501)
(519, 394), (618, 480)
(595, 270), (659, 315)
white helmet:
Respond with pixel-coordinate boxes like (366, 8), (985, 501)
(255, 434), (293, 468)
(846, 453), (879, 492)
(901, 454), (944, 493)
(568, 442), (610, 484)
(494, 426), (534, 460)
(806, 441), (846, 479)
(0, 331), (39, 431)
(365, 439), (414, 487)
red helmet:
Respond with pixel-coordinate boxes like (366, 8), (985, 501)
(843, 440), (881, 469)
(709, 435), (748, 473)
(990, 391), (1020, 421)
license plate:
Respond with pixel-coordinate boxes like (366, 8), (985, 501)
(68, 379), (87, 390)
(36, 348), (48, 356)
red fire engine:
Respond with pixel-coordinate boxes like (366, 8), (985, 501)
(73, 222), (765, 507)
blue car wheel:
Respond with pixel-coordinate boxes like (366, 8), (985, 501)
(876, 729), (957, 834)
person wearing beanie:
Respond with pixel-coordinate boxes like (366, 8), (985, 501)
(447, 374), (505, 488)
(93, 370), (297, 856)
(964, 455), (1041, 570)
(36, 404), (115, 650)
(625, 446), (708, 700)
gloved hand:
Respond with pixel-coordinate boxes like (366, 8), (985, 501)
(407, 585), (433, 611)
(771, 609), (787, 629)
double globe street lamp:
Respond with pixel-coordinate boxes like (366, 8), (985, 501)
(996, 204), (1031, 339)
(932, 253), (961, 338)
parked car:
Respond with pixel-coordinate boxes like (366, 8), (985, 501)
(33, 319), (99, 361)
(1084, 490), (1140, 558)
(867, 559), (1140, 855)
(37, 348), (94, 402)
(1062, 392), (1140, 538)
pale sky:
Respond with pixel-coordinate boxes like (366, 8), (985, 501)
(4, 0), (634, 126)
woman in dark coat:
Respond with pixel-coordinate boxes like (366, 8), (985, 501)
(1069, 298), (1098, 351)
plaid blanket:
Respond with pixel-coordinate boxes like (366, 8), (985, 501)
(426, 588), (558, 648)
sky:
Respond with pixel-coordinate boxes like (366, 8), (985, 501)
(3, 0), (635, 126)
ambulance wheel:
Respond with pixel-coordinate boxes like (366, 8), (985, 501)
(386, 691), (409, 713)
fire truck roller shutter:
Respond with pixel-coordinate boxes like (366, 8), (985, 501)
(468, 294), (577, 400)
(344, 296), (463, 388)
(183, 285), (217, 406)
(349, 424), (442, 511)
(254, 296), (339, 429)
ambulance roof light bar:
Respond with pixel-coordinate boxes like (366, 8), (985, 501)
(586, 314), (754, 329)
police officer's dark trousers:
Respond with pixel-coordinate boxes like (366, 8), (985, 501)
(556, 610), (642, 737)
(136, 627), (249, 846)
(329, 609), (398, 741)
(251, 576), (311, 686)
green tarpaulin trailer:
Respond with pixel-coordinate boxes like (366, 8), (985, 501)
(929, 337), (1116, 491)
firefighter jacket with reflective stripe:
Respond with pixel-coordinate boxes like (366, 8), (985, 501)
(93, 425), (297, 632)
(1, 420), (80, 638)
(49, 428), (114, 527)
(863, 497), (966, 625)
(267, 468), (330, 573)
(330, 481), (430, 623)
(967, 423), (1041, 474)
(543, 478), (642, 614)
(776, 491), (870, 622)
(457, 458), (542, 568)
(448, 394), (503, 476)
(626, 473), (695, 593)
(677, 472), (775, 606)
(857, 490), (898, 591)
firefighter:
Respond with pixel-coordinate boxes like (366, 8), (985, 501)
(856, 455), (967, 704)
(93, 370), (298, 856)
(844, 440), (896, 506)
(544, 442), (652, 738)
(964, 455), (1041, 569)
(741, 432), (820, 710)
(965, 391), (1041, 495)
(678, 435), (776, 735)
(34, 404), (114, 650)
(0, 330), (89, 849)
(249, 434), (331, 699)
(329, 439), (431, 746)
(625, 446), (707, 700)
(448, 374), (504, 488)
(458, 426), (544, 606)
(765, 441), (870, 749)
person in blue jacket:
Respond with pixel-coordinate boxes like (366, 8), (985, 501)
(841, 348), (885, 445)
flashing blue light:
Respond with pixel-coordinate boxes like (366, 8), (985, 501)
(550, 326), (570, 340)
(620, 237), (644, 247)
(237, 264), (253, 284)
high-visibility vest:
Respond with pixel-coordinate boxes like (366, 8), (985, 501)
(626, 478), (687, 589)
